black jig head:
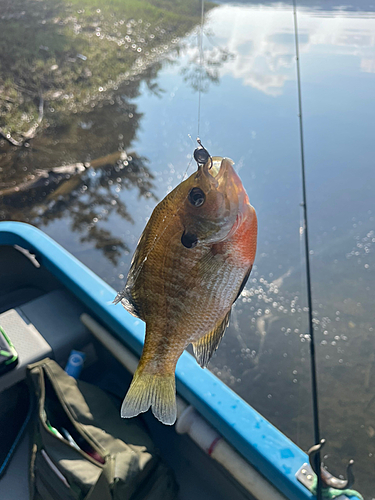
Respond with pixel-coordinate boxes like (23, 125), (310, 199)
(193, 138), (210, 166)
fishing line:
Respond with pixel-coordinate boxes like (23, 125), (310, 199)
(183, 135), (195, 179)
(185, 1), (205, 179)
(197, 0), (205, 138)
(292, 1), (322, 498)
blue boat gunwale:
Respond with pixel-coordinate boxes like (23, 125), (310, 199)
(0, 221), (352, 500)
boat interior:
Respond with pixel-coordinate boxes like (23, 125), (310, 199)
(0, 243), (256, 500)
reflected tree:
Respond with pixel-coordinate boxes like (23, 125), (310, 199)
(180, 29), (234, 93)
(181, 46), (234, 93)
(0, 0), (216, 264)
(0, 0), (212, 141)
(0, 150), (155, 265)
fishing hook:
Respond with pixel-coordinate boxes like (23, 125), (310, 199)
(308, 439), (355, 490)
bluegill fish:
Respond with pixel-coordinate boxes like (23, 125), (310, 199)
(114, 156), (257, 425)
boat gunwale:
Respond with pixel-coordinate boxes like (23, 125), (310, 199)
(0, 221), (323, 500)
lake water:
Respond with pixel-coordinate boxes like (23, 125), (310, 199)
(1, 0), (374, 496)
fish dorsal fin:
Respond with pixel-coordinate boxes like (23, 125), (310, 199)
(192, 309), (231, 368)
(113, 228), (150, 319)
(113, 286), (144, 320)
(113, 242), (146, 319)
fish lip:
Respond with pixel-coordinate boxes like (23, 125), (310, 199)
(203, 156), (234, 181)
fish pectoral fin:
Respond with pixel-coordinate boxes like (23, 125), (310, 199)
(121, 369), (177, 425)
(192, 309), (231, 369)
(192, 265), (252, 368)
(234, 265), (253, 303)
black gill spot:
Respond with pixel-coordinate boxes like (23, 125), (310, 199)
(181, 231), (198, 249)
(188, 187), (205, 207)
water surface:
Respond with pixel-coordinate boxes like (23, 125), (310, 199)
(1, 1), (374, 496)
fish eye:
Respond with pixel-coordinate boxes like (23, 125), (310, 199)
(188, 187), (205, 207)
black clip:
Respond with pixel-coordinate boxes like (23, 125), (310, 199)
(308, 439), (355, 490)
(193, 138), (210, 165)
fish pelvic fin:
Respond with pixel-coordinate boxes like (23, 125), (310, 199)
(192, 309), (232, 369)
(121, 369), (177, 425)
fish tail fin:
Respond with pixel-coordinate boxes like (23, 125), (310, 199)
(121, 368), (177, 425)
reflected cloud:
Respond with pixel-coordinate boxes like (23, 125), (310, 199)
(194, 4), (375, 96)
(361, 58), (375, 72)
(202, 5), (299, 96)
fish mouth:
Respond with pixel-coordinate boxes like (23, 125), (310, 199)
(204, 156), (234, 179)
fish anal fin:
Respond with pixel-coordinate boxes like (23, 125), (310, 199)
(192, 309), (231, 368)
(121, 369), (176, 425)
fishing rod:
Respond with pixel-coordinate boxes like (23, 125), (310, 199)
(192, 2), (362, 497)
(194, 1), (323, 479)
(195, 0), (323, 495)
(292, 1), (322, 498)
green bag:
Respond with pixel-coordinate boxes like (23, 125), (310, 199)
(27, 358), (178, 500)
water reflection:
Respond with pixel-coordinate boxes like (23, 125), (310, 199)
(201, 4), (375, 96)
(0, 146), (156, 264)
(0, 0), (210, 262)
(0, 0), (206, 141)
(0, 69), (159, 264)
(181, 43), (234, 92)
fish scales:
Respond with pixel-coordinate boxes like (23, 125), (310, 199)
(115, 156), (257, 424)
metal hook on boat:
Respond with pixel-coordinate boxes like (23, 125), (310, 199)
(308, 439), (355, 490)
